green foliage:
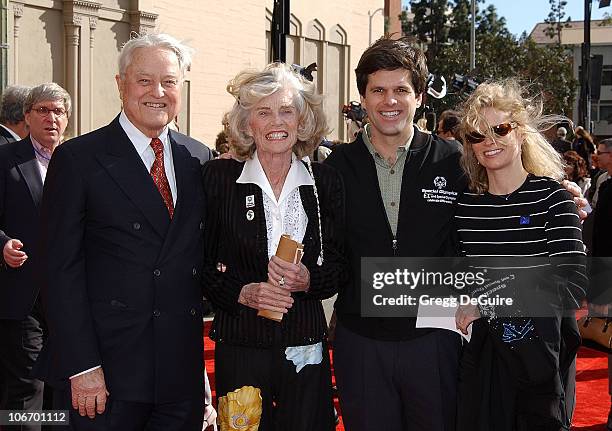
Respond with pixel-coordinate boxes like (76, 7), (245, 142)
(599, 12), (612, 27)
(544, 0), (571, 45)
(400, 0), (577, 116)
(403, 0), (450, 63)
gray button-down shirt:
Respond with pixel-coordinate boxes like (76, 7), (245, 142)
(362, 124), (414, 236)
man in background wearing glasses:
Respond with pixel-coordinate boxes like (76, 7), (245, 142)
(589, 138), (612, 431)
(0, 82), (70, 430)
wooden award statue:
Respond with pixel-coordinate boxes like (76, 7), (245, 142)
(257, 234), (304, 322)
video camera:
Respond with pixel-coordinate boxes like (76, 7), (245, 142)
(451, 74), (479, 94)
(342, 101), (367, 128)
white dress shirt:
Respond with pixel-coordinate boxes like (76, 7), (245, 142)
(236, 150), (313, 255)
(119, 111), (177, 205)
(30, 136), (52, 183)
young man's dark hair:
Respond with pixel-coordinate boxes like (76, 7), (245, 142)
(355, 35), (428, 96)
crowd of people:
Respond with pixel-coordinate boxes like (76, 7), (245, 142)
(0, 31), (610, 431)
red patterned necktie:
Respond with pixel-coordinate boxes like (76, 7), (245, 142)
(149, 138), (174, 218)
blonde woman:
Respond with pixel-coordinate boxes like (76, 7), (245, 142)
(454, 80), (587, 431)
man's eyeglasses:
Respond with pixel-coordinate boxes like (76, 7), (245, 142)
(31, 106), (67, 117)
(465, 122), (517, 144)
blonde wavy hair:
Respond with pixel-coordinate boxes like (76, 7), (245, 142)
(457, 79), (566, 194)
(225, 63), (330, 160)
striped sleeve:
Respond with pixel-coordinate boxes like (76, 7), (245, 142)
(545, 186), (587, 307)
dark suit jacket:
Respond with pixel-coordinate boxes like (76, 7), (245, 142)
(0, 125), (18, 146)
(590, 178), (612, 306)
(201, 158), (346, 348)
(593, 178), (612, 257)
(35, 116), (212, 404)
(551, 138), (572, 154)
(0, 137), (43, 319)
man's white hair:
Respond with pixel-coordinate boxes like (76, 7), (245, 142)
(118, 33), (193, 79)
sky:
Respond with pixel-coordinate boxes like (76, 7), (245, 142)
(401, 1), (611, 37)
(485, 0), (609, 37)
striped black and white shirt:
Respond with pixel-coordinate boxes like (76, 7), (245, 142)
(455, 174), (587, 309)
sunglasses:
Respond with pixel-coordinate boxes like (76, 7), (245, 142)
(465, 122), (517, 144)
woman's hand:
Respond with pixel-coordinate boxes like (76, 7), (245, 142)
(561, 180), (588, 220)
(238, 282), (293, 313)
(267, 256), (310, 293)
(455, 303), (481, 335)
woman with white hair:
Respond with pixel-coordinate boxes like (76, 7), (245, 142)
(201, 63), (346, 430)
(454, 79), (587, 431)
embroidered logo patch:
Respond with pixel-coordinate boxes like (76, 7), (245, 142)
(519, 216), (530, 225)
(421, 176), (457, 204)
(433, 176), (447, 189)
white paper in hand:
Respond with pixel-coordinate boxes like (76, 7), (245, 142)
(415, 301), (472, 342)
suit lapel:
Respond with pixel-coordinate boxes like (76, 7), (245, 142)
(158, 137), (197, 256)
(168, 134), (195, 222)
(298, 179), (320, 266)
(95, 117), (170, 238)
(15, 138), (43, 209)
(252, 184), (269, 267)
(0, 125), (16, 142)
(236, 180), (268, 266)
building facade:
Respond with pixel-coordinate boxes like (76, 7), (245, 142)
(1, 0), (387, 145)
(531, 20), (612, 138)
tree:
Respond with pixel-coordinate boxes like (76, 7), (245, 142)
(476, 4), (510, 38)
(399, 0), (577, 116)
(447, 0), (472, 42)
(516, 39), (577, 115)
(402, 0), (450, 64)
(544, 0), (571, 45)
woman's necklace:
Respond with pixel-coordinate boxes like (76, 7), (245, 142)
(502, 189), (518, 201)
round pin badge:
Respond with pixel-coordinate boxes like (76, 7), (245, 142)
(246, 209), (255, 221)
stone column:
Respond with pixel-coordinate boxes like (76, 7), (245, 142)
(63, 0), (101, 136)
(89, 16), (96, 129)
(129, 10), (157, 35)
(12, 2), (22, 82)
(64, 14), (80, 138)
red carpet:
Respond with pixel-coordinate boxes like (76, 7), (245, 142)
(204, 321), (609, 431)
(573, 346), (610, 431)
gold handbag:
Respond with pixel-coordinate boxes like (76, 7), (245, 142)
(217, 386), (262, 431)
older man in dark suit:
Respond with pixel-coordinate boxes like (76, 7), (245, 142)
(0, 82), (71, 431)
(0, 85), (31, 146)
(35, 33), (215, 430)
(590, 139), (612, 431)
